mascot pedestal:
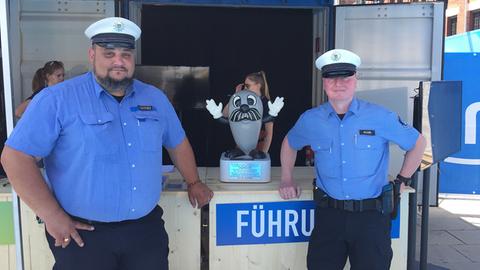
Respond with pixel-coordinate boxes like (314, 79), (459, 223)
(219, 153), (271, 183)
(206, 90), (284, 183)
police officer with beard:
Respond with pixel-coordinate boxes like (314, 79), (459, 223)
(1, 17), (213, 270)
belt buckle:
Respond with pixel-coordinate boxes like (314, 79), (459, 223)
(343, 200), (355, 212)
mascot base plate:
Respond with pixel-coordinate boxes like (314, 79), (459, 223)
(220, 152), (271, 183)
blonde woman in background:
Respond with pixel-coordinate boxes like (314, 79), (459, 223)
(15, 60), (65, 118)
(224, 70), (274, 154)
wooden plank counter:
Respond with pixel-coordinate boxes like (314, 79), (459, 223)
(199, 167), (412, 270)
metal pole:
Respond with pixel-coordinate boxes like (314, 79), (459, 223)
(419, 167), (431, 270)
(407, 172), (418, 270)
(1, 0), (24, 269)
(115, 0), (121, 17)
(408, 81), (423, 270)
(121, 0), (130, 19)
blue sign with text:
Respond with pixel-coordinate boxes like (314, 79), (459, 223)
(216, 201), (400, 246)
(440, 53), (480, 194)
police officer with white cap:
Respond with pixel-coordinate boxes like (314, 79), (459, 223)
(278, 49), (426, 269)
(2, 17), (213, 270)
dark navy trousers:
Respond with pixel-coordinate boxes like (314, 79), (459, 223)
(307, 206), (392, 270)
(46, 206), (169, 270)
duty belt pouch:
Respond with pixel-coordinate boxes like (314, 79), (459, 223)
(391, 181), (402, 219)
(381, 183), (394, 217)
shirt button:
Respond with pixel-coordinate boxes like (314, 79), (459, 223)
(133, 186), (137, 191)
(97, 119), (102, 123)
(342, 161), (346, 164)
(345, 195), (350, 199)
(343, 178), (347, 182)
(367, 145), (371, 148)
(131, 164), (136, 168)
(131, 208), (135, 212)
(123, 122), (127, 126)
(127, 143), (132, 147)
(341, 143), (345, 146)
(340, 124), (344, 128)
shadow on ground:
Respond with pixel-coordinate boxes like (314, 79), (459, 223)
(414, 261), (451, 269)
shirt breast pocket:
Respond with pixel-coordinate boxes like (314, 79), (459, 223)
(354, 135), (385, 177)
(312, 139), (337, 177)
(134, 111), (164, 152)
(79, 113), (118, 155)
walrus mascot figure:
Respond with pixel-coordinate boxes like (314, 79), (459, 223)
(206, 90), (284, 160)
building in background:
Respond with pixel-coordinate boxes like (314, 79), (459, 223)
(445, 0), (480, 36)
(336, 0), (479, 36)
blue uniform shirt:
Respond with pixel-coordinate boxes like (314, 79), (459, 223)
(6, 72), (185, 222)
(287, 98), (419, 200)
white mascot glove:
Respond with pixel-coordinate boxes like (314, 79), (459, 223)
(268, 97), (284, 117)
(206, 99), (223, 119)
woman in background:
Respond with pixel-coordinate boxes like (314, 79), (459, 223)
(224, 70), (274, 154)
(15, 60), (64, 118)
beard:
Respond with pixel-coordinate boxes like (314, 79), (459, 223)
(94, 67), (133, 94)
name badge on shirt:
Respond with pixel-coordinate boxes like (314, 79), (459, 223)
(138, 105), (154, 111)
(359, 129), (375, 136)
(130, 105), (156, 112)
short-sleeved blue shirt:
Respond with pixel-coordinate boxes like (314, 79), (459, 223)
(6, 72), (185, 222)
(287, 98), (419, 200)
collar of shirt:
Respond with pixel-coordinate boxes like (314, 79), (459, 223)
(324, 97), (360, 120)
(90, 72), (135, 99)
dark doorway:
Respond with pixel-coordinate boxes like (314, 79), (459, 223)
(142, 5), (312, 166)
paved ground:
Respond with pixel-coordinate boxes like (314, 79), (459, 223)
(415, 194), (480, 270)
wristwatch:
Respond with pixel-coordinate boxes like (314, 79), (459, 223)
(395, 174), (412, 186)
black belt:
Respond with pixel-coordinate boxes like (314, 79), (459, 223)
(69, 205), (160, 226)
(314, 188), (382, 212)
(323, 197), (382, 212)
